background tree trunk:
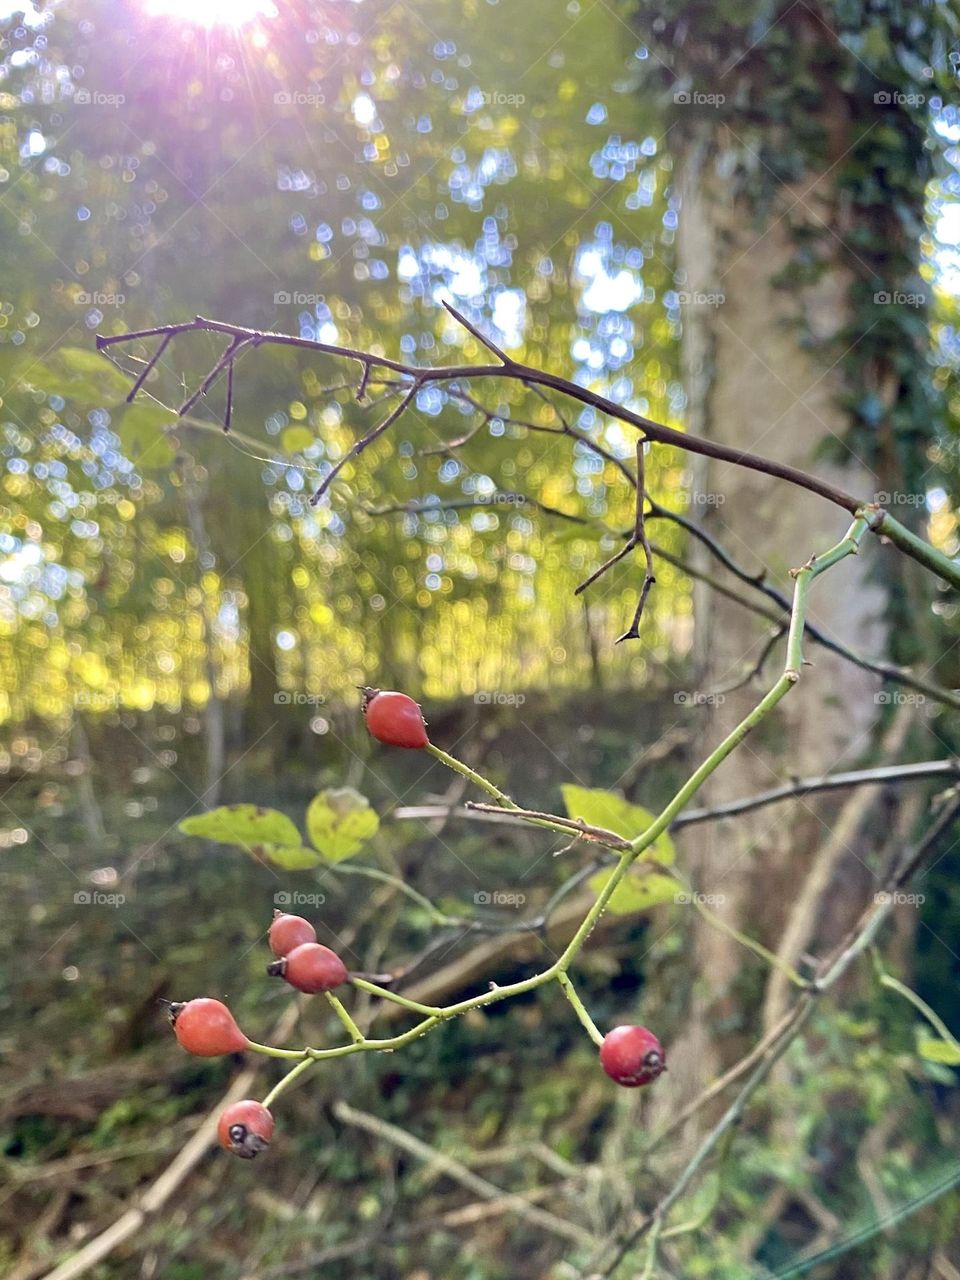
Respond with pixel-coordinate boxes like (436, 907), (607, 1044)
(661, 141), (892, 1113)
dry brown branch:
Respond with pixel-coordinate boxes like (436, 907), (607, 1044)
(331, 1099), (595, 1246)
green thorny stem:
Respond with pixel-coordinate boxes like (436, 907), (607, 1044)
(254, 517), (870, 1115)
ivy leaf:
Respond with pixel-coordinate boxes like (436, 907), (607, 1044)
(179, 804), (302, 850)
(587, 868), (678, 916)
(306, 787), (379, 863)
(561, 784), (674, 865)
(918, 1037), (960, 1066)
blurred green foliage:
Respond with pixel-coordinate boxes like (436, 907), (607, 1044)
(0, 0), (696, 726)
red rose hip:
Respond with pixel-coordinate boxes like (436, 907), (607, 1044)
(169, 998), (249, 1057)
(218, 1100), (274, 1158)
(600, 1025), (666, 1087)
(267, 941), (348, 994)
(360, 687), (429, 749)
(269, 910), (317, 958)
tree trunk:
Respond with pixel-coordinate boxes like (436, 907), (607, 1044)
(661, 138), (891, 1110)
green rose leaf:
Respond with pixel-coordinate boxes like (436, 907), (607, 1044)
(587, 868), (678, 916)
(56, 346), (133, 401)
(918, 1037), (960, 1066)
(253, 844), (323, 870)
(561, 784), (674, 865)
(117, 402), (177, 470)
(179, 804), (302, 850)
(307, 787), (379, 863)
(60, 345), (118, 377)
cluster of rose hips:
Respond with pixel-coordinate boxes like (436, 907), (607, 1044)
(168, 911), (349, 1157)
(361, 690), (666, 1086)
(166, 689), (666, 1160)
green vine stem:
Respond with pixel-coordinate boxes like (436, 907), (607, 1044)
(877, 970), (960, 1053)
(333, 863), (465, 927)
(876, 509), (960, 589)
(349, 975), (443, 1018)
(260, 1015), (443, 1109)
(243, 1039), (307, 1061)
(255, 518), (867, 1116)
(425, 743), (516, 805)
(690, 894), (808, 988)
(325, 992), (365, 1044)
(556, 971), (604, 1046)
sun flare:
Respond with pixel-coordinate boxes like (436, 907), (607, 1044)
(141, 0), (277, 28)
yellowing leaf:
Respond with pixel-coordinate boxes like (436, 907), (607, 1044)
(587, 868), (678, 915)
(562, 784), (674, 865)
(179, 804), (302, 850)
(918, 1037), (960, 1065)
(254, 844), (323, 870)
(307, 787), (379, 863)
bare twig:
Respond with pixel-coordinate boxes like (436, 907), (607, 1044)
(575, 537), (637, 595)
(363, 493), (589, 525)
(309, 382), (418, 505)
(95, 313), (960, 588)
(648, 501), (960, 711)
(644, 1004), (803, 1154)
(673, 759), (960, 827)
(223, 353), (235, 432)
(394, 760), (960, 837)
(441, 299), (511, 364)
(616, 439), (656, 643)
(371, 471), (960, 713)
(124, 331), (173, 402)
(706, 624), (787, 696)
(177, 335), (253, 418)
(463, 800), (631, 849)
